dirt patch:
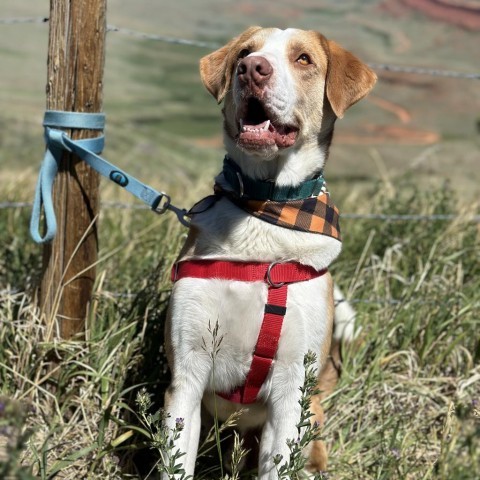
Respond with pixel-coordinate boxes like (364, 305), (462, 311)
(337, 125), (440, 145)
(382, 0), (480, 30)
(191, 135), (223, 149)
(369, 96), (411, 123)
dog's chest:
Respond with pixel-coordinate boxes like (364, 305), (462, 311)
(169, 273), (332, 399)
(187, 198), (341, 269)
(169, 278), (267, 393)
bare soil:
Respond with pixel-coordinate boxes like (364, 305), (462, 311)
(382, 0), (480, 30)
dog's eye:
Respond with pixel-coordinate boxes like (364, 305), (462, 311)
(296, 54), (312, 66)
(238, 49), (250, 60)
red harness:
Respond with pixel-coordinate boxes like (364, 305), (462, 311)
(171, 260), (327, 404)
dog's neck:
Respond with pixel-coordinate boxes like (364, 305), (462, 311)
(224, 142), (329, 188)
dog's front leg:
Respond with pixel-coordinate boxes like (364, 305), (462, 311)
(258, 365), (304, 479)
(162, 378), (203, 479)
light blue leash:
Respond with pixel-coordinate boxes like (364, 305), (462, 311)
(30, 110), (189, 244)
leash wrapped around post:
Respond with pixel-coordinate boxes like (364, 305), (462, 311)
(30, 110), (189, 244)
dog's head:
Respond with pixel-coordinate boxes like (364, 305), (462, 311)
(200, 27), (376, 168)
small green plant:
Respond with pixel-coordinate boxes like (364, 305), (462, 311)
(135, 387), (192, 479)
(273, 351), (329, 480)
(133, 384), (250, 480)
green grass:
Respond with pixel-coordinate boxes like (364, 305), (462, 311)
(1, 172), (479, 479)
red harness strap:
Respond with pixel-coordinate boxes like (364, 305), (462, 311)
(171, 260), (327, 404)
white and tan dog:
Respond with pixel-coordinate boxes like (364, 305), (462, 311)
(164, 27), (376, 478)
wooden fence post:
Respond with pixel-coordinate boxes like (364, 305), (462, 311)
(41, 0), (107, 339)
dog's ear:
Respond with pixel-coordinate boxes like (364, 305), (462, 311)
(325, 40), (377, 119)
(200, 26), (262, 103)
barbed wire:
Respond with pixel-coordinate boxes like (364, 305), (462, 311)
(366, 62), (480, 80)
(1, 16), (480, 80)
(106, 25), (219, 49)
(0, 202), (31, 209)
(0, 16), (48, 25)
(1, 201), (479, 222)
(340, 213), (480, 222)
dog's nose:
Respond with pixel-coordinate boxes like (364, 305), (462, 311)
(237, 56), (273, 89)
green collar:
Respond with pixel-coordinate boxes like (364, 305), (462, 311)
(222, 157), (325, 202)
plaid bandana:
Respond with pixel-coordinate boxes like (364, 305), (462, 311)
(235, 192), (341, 240)
(188, 156), (341, 241)
(207, 183), (342, 241)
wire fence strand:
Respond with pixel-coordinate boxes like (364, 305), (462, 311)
(0, 16), (48, 25)
(1, 16), (480, 80)
(1, 201), (479, 222)
(366, 62), (480, 80)
(106, 25), (220, 49)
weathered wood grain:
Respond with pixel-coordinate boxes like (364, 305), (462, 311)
(41, 0), (106, 339)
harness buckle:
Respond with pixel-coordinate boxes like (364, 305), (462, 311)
(266, 262), (285, 288)
(236, 171), (244, 198)
(172, 262), (179, 282)
(152, 192), (171, 215)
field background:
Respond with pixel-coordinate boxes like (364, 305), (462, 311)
(1, 0), (479, 479)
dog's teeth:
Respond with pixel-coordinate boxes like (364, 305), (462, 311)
(242, 125), (269, 134)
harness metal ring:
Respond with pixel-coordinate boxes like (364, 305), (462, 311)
(266, 261), (285, 288)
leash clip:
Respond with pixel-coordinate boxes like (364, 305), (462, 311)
(152, 192), (171, 215)
(266, 261), (285, 288)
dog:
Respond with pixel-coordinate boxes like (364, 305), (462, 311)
(163, 27), (376, 478)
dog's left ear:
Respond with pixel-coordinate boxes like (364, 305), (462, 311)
(200, 26), (262, 103)
(325, 40), (377, 119)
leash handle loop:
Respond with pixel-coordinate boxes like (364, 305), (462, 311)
(30, 112), (106, 243)
(30, 111), (189, 244)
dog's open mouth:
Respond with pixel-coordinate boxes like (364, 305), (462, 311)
(237, 97), (298, 150)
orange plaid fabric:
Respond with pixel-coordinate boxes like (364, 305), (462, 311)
(203, 183), (341, 240)
(238, 193), (341, 240)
